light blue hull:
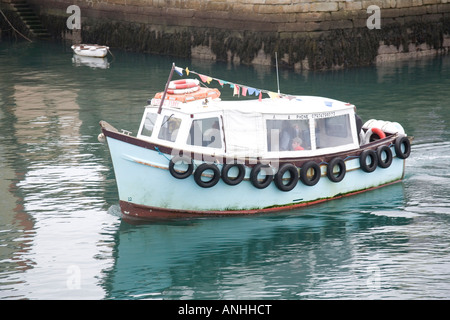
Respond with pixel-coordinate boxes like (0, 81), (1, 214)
(105, 134), (405, 216)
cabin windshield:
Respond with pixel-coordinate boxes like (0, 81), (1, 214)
(266, 119), (311, 152)
(158, 114), (182, 142)
(315, 114), (353, 149)
(140, 112), (158, 137)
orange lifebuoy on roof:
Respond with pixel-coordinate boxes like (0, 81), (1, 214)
(154, 87), (221, 103)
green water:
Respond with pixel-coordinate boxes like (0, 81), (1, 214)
(1, 41), (450, 300)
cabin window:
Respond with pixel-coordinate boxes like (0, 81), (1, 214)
(187, 117), (222, 149)
(266, 119), (311, 152)
(158, 114), (181, 142)
(315, 114), (353, 149)
(140, 112), (158, 137)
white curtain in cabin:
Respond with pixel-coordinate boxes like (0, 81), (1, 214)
(223, 110), (265, 157)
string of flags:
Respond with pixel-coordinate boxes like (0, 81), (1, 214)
(174, 65), (285, 101)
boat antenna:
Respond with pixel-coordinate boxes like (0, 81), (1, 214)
(275, 52), (280, 94)
(158, 63), (175, 114)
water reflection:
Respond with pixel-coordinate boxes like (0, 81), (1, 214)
(102, 183), (411, 299)
(72, 55), (110, 69)
(0, 44), (119, 299)
(1, 42), (450, 299)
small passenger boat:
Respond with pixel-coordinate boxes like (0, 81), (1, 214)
(99, 64), (412, 220)
(71, 44), (109, 58)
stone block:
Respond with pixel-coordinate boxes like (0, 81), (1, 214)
(362, 1), (384, 9)
(422, 0), (439, 4)
(166, 7), (195, 18)
(204, 1), (231, 12)
(278, 21), (307, 33)
(290, 3), (310, 13)
(265, 0), (292, 4)
(353, 18), (368, 28)
(382, 0), (398, 9)
(396, 0), (413, 8)
(328, 19), (353, 29)
(344, 1), (363, 11)
(381, 8), (403, 18)
(309, 2), (339, 12)
(295, 12), (331, 22)
(437, 3), (450, 13)
(404, 5), (428, 15)
(254, 4), (287, 14)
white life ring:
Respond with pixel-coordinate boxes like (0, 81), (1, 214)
(362, 127), (386, 145)
(168, 79), (199, 90)
(167, 86), (200, 95)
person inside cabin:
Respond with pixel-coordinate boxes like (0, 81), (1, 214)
(280, 120), (296, 151)
(292, 137), (304, 151)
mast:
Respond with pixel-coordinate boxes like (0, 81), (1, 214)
(158, 63), (176, 114)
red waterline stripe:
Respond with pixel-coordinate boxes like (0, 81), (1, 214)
(119, 179), (403, 221)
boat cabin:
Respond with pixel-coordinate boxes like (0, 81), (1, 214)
(137, 96), (360, 159)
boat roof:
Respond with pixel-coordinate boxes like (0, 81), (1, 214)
(150, 95), (355, 116)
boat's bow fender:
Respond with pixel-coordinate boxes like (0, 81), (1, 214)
(363, 119), (405, 135)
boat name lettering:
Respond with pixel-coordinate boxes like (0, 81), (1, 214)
(150, 98), (181, 108)
(273, 112), (336, 120)
(311, 111), (336, 119)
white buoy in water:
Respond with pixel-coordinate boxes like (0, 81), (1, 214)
(98, 133), (106, 143)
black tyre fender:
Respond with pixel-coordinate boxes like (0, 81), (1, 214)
(274, 163), (299, 192)
(299, 161), (321, 186)
(394, 136), (411, 159)
(194, 163), (221, 188)
(221, 163), (246, 186)
(327, 157), (346, 183)
(250, 163), (274, 189)
(169, 156), (194, 179)
(377, 145), (393, 168)
(359, 149), (378, 173)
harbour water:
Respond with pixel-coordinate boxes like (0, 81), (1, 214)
(0, 41), (449, 300)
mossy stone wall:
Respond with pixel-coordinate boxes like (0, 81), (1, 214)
(25, 0), (450, 69)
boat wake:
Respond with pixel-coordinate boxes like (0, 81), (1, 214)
(403, 140), (450, 216)
(107, 204), (123, 218)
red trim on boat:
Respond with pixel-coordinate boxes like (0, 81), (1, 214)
(119, 179), (402, 221)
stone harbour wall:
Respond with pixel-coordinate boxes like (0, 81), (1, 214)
(23, 0), (450, 69)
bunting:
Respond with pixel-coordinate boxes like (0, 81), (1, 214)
(233, 85), (240, 97)
(173, 65), (286, 101)
(174, 66), (184, 76)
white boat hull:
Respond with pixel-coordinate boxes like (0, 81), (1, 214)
(71, 44), (109, 58)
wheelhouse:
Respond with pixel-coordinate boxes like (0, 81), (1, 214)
(136, 96), (360, 159)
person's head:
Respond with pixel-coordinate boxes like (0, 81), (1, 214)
(292, 137), (302, 148)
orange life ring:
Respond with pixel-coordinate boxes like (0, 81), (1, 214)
(154, 87), (221, 103)
(362, 127), (386, 144)
(371, 127), (386, 139)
